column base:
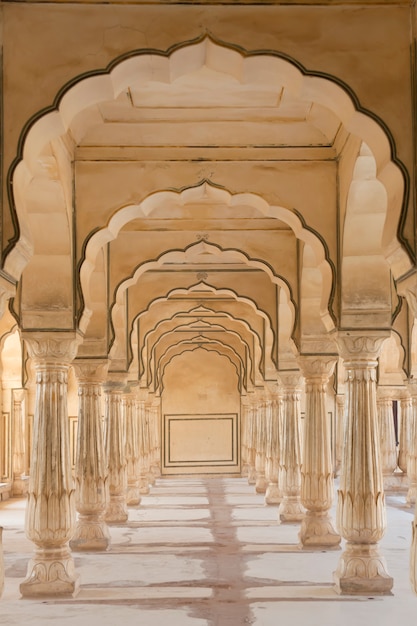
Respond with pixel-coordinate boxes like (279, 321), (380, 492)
(139, 479), (150, 495)
(279, 495), (304, 522)
(127, 484), (141, 506)
(333, 543), (393, 595)
(70, 516), (111, 551)
(406, 484), (417, 507)
(247, 466), (256, 485)
(20, 547), (80, 597)
(105, 496), (128, 524)
(299, 510), (341, 550)
(148, 470), (156, 486)
(12, 476), (29, 497)
(265, 482), (281, 505)
(255, 474), (268, 494)
(241, 462), (249, 478)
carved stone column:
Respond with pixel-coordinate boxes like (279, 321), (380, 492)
(0, 527), (3, 598)
(104, 382), (128, 523)
(137, 397), (150, 495)
(265, 391), (281, 505)
(70, 360), (110, 551)
(407, 382), (417, 506)
(145, 402), (156, 486)
(255, 395), (268, 493)
(12, 388), (28, 496)
(334, 394), (345, 477)
(150, 402), (161, 479)
(376, 388), (398, 485)
(398, 392), (411, 476)
(277, 372), (304, 522)
(125, 392), (141, 506)
(20, 332), (80, 597)
(334, 331), (393, 595)
(246, 401), (257, 485)
(298, 355), (340, 549)
(240, 399), (249, 477)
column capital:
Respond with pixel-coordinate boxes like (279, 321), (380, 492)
(278, 370), (302, 390)
(298, 354), (337, 381)
(376, 386), (397, 401)
(72, 359), (109, 383)
(336, 330), (390, 362)
(22, 331), (82, 364)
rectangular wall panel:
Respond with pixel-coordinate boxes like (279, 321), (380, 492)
(163, 413), (240, 475)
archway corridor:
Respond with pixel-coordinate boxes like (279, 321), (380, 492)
(0, 474), (415, 626)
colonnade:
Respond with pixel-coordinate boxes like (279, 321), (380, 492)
(14, 334), (161, 597)
(2, 331), (417, 597)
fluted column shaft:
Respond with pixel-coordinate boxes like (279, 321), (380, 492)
(407, 383), (417, 506)
(104, 384), (128, 523)
(20, 332), (80, 597)
(145, 403), (156, 485)
(334, 394), (345, 477)
(398, 394), (411, 475)
(246, 403), (257, 485)
(125, 393), (141, 506)
(298, 356), (340, 549)
(240, 401), (249, 477)
(334, 331), (393, 595)
(376, 389), (398, 480)
(278, 373), (304, 522)
(12, 388), (27, 495)
(150, 403), (161, 478)
(70, 360), (110, 551)
(138, 399), (150, 494)
(255, 397), (268, 493)
(265, 394), (281, 505)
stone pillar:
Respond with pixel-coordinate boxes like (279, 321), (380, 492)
(407, 382), (417, 506)
(104, 382), (128, 524)
(0, 527), (3, 598)
(334, 394), (345, 477)
(145, 402), (156, 486)
(11, 388), (28, 496)
(150, 402), (161, 478)
(246, 401), (257, 485)
(265, 390), (281, 505)
(334, 331), (393, 595)
(125, 392), (141, 506)
(137, 397), (150, 494)
(20, 332), (80, 597)
(255, 395), (268, 493)
(278, 372), (304, 522)
(376, 388), (398, 487)
(240, 399), (249, 477)
(298, 355), (340, 549)
(398, 392), (411, 476)
(70, 360), (110, 551)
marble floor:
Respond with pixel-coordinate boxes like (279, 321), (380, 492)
(0, 476), (416, 625)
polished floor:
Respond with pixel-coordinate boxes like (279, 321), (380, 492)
(1, 476), (416, 625)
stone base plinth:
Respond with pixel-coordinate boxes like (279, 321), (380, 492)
(12, 476), (29, 497)
(105, 496), (128, 524)
(247, 467), (256, 485)
(70, 516), (111, 551)
(255, 474), (268, 494)
(20, 547), (80, 597)
(265, 483), (281, 505)
(299, 510), (341, 550)
(279, 496), (304, 522)
(127, 485), (141, 506)
(333, 543), (393, 595)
